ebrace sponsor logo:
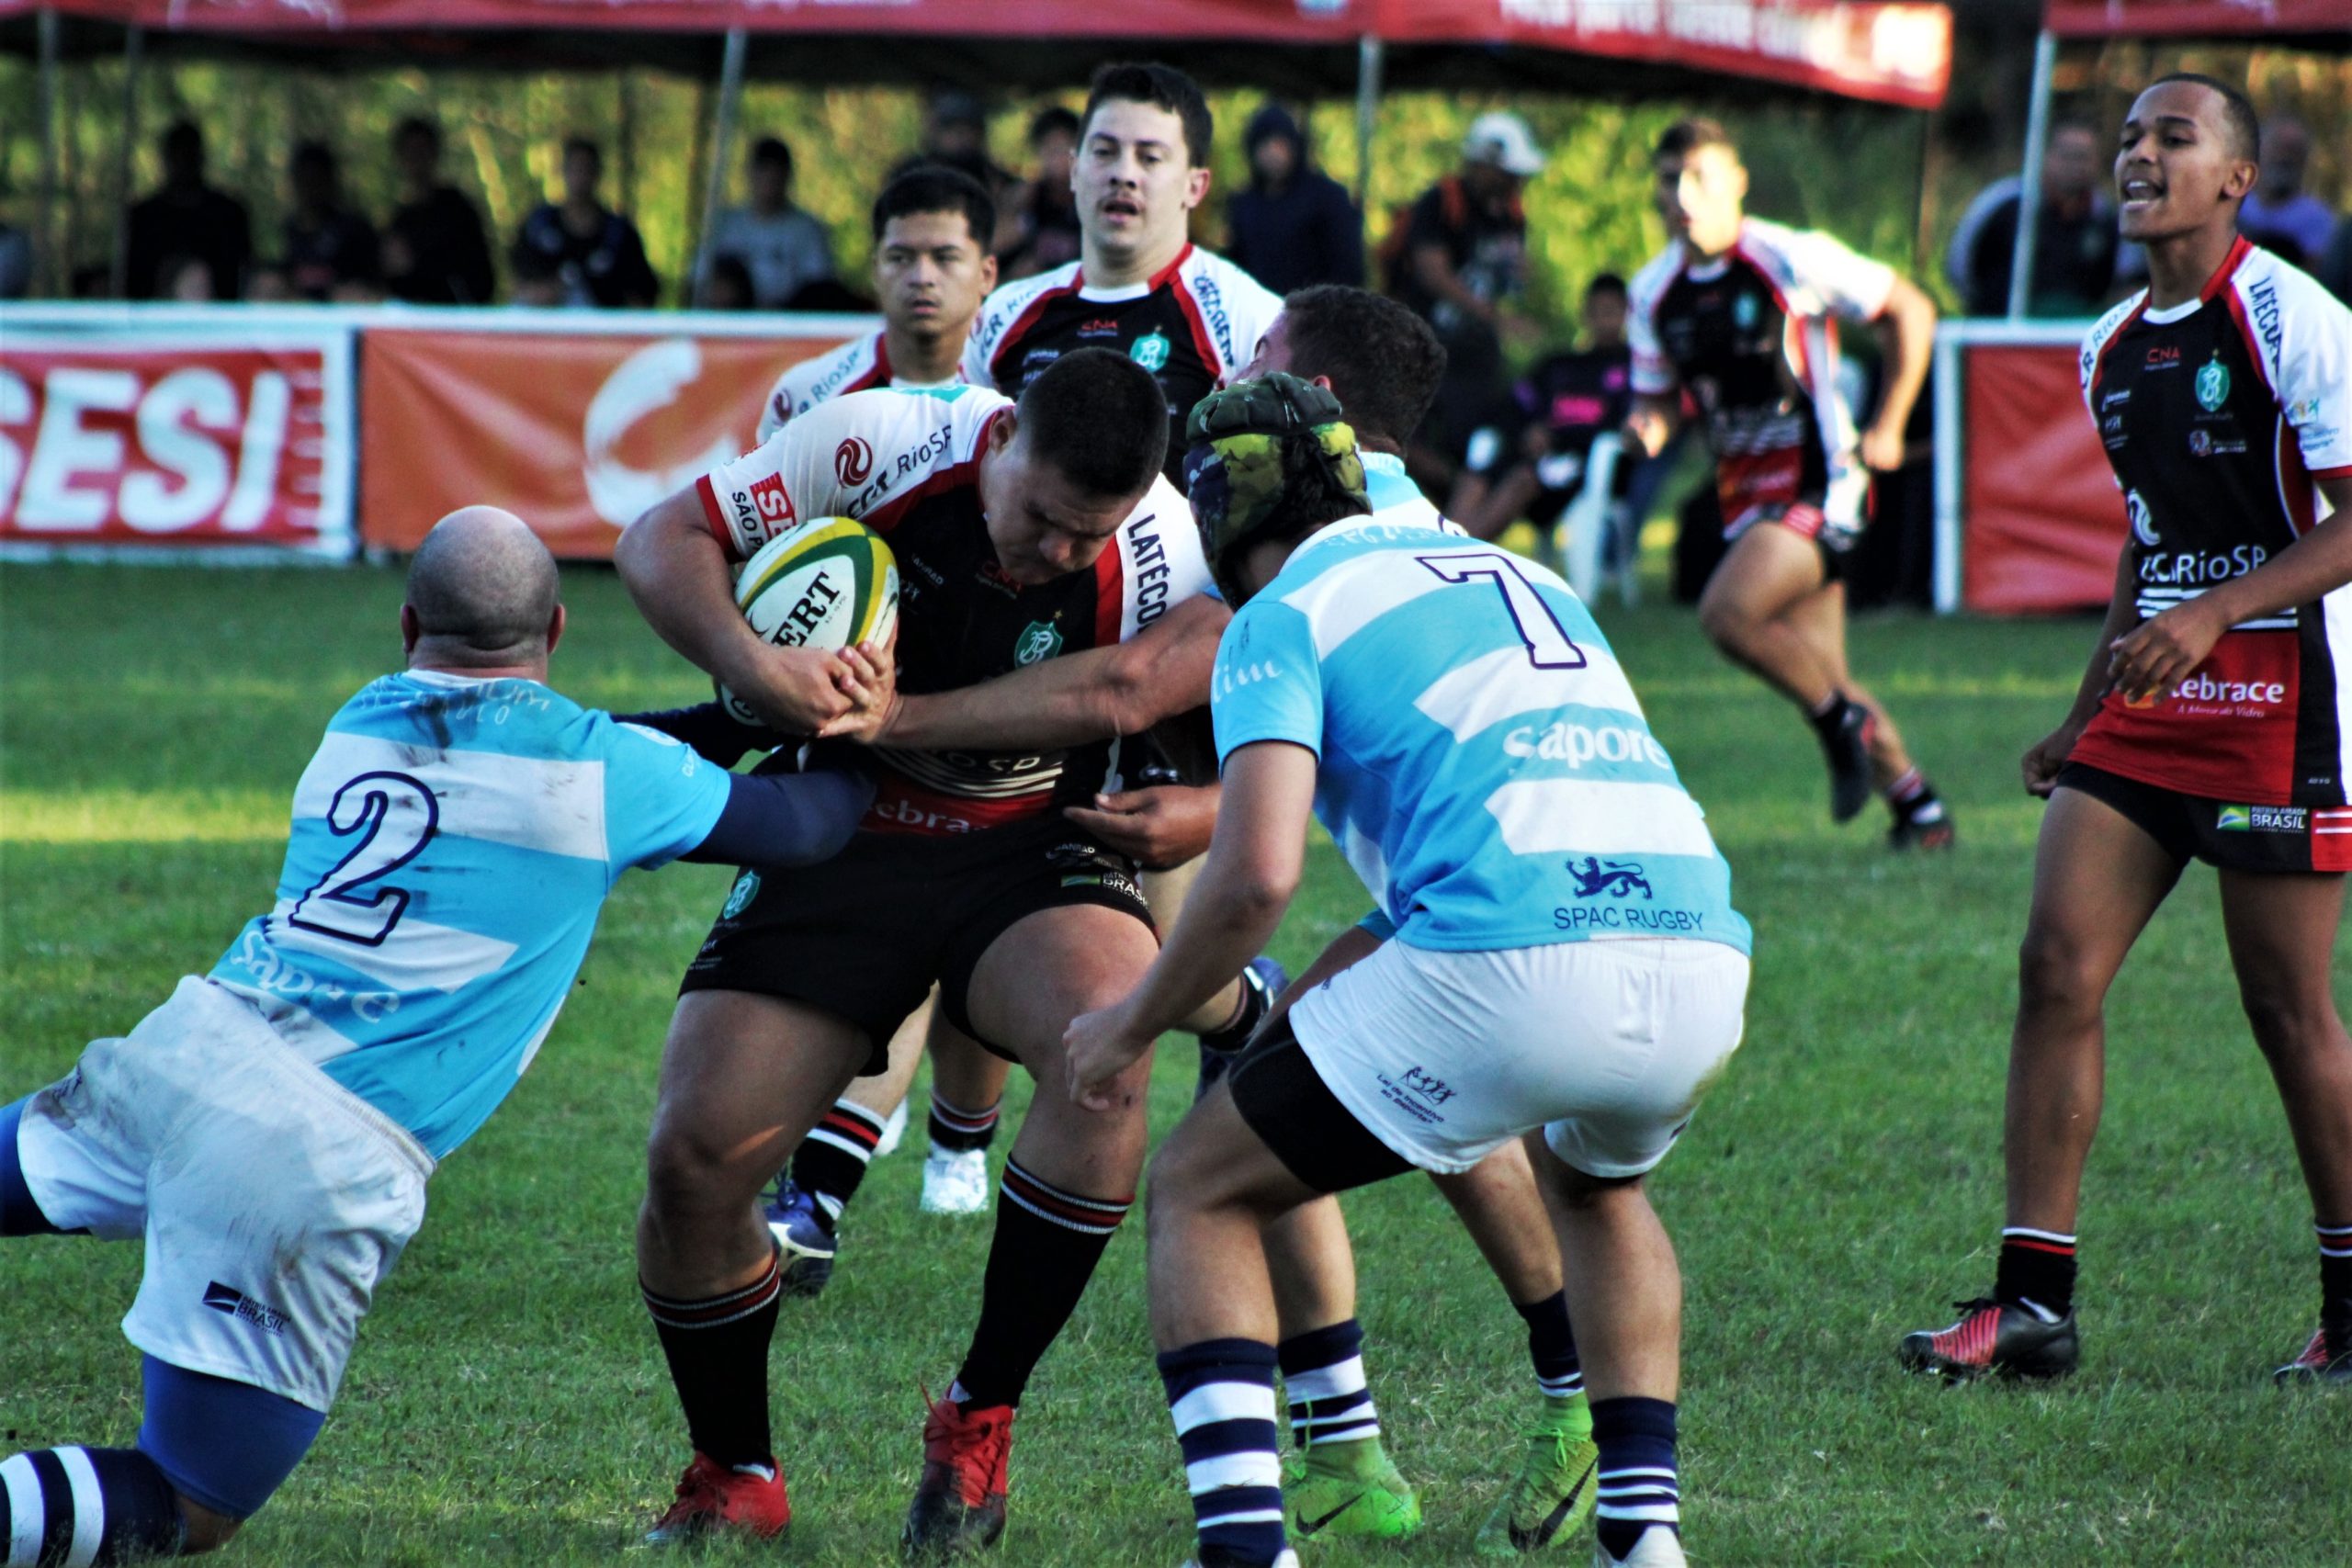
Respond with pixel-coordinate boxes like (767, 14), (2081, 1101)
(2134, 671), (2289, 712)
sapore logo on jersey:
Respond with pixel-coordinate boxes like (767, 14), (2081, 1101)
(1503, 719), (1672, 770)
(2139, 543), (2267, 585)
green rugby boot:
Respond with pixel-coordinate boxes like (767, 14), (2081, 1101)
(1283, 1437), (1422, 1540)
(1476, 1394), (1600, 1555)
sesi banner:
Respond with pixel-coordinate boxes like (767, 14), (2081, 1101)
(0, 329), (353, 557)
(360, 326), (854, 559)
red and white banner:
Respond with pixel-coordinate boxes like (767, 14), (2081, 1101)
(0, 328), (353, 558)
(2044, 0), (2352, 39)
(360, 324), (856, 559)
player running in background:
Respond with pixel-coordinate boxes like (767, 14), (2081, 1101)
(1900, 74), (2352, 1387)
(617, 353), (1234, 1553)
(751, 164), (1015, 1258)
(1623, 119), (1953, 849)
(0, 509), (867, 1566)
(1068, 377), (1751, 1568)
(965, 61), (1283, 489)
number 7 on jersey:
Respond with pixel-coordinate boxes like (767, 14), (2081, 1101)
(1419, 550), (1587, 670)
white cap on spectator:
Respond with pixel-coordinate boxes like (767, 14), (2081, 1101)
(1464, 112), (1545, 177)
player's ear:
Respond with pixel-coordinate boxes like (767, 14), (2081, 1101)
(978, 251), (999, 294)
(399, 603), (422, 659)
(989, 410), (1019, 455)
(1184, 165), (1212, 210)
(545, 602), (567, 658)
(2222, 152), (2258, 204)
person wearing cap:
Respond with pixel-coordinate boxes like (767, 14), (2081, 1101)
(1225, 101), (1365, 295)
(1068, 373), (1749, 1568)
(1385, 111), (1545, 498)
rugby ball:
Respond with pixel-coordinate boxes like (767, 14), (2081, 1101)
(717, 516), (899, 727)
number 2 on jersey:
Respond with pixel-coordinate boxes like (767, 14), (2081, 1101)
(288, 771), (440, 946)
(1419, 550), (1587, 669)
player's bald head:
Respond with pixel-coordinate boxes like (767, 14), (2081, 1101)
(405, 507), (561, 663)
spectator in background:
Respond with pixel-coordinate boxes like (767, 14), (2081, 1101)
(2319, 214), (2352, 306)
(384, 118), (495, 304)
(1386, 111), (1542, 495)
(515, 138), (659, 309)
(891, 89), (1017, 208)
(998, 106), (1082, 278)
(0, 221), (30, 299)
(160, 254), (216, 302)
(126, 120), (250, 300)
(2238, 117), (2335, 270)
(1945, 118), (2119, 317)
(508, 245), (566, 308)
(283, 141), (379, 302)
(695, 254), (756, 311)
(1224, 101), (1363, 294)
(703, 137), (836, 310)
(1455, 272), (1637, 559)
(246, 263), (296, 303)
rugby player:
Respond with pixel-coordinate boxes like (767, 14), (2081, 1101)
(615, 351), (1233, 1551)
(1900, 75), (2352, 1386)
(1067, 376), (1751, 1568)
(1623, 119), (1953, 849)
(752, 163), (1018, 1257)
(0, 509), (868, 1565)
(964, 61), (1283, 485)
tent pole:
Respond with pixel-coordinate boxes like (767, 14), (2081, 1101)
(692, 27), (748, 303)
(2006, 28), (2056, 321)
(109, 23), (144, 299)
(37, 6), (60, 297)
(1352, 33), (1382, 215)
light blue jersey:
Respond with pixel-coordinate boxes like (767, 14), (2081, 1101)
(1212, 516), (1748, 956)
(209, 672), (731, 1158)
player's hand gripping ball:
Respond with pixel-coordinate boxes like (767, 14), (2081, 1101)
(718, 517), (899, 726)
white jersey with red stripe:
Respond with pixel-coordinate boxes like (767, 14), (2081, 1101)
(756, 330), (969, 444)
(963, 243), (1284, 482)
(695, 388), (1211, 833)
(1628, 217), (1895, 540)
(2070, 239), (2352, 807)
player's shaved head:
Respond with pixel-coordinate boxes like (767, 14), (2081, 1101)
(405, 507), (562, 665)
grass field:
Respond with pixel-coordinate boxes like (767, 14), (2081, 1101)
(4, 562), (2349, 1567)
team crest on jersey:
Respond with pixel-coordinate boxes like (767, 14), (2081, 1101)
(1733, 292), (1760, 331)
(2195, 355), (2230, 412)
(722, 870), (761, 919)
(1569, 857), (1655, 900)
(1015, 619), (1065, 665)
(1129, 331), (1171, 372)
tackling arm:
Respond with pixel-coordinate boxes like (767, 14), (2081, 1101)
(825, 593), (1230, 750)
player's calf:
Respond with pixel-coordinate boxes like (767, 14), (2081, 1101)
(2, 1447), (192, 1564)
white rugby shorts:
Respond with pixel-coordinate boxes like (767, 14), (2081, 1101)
(1287, 936), (1749, 1178)
(15, 977), (433, 1411)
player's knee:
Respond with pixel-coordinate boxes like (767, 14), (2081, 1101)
(176, 1498), (243, 1553)
(2015, 930), (2107, 1021)
(2235, 985), (2342, 1061)
(643, 1117), (762, 1216)
(1694, 590), (1754, 653)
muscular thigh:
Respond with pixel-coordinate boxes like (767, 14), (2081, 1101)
(649, 989), (870, 1184)
(1698, 519), (1828, 627)
(965, 904), (1161, 1079)
(2021, 783), (2184, 986)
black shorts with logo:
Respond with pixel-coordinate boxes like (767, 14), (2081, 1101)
(2056, 761), (2350, 874)
(682, 817), (1156, 1071)
(1224, 1017), (1415, 1195)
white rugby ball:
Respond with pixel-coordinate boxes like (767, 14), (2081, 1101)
(718, 516), (899, 727)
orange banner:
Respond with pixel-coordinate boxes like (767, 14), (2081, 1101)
(359, 326), (854, 558)
(1962, 342), (2125, 615)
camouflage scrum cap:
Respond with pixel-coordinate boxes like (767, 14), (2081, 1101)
(1182, 372), (1368, 590)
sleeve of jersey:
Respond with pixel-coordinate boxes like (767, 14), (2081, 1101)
(2278, 287), (2352, 480)
(1626, 266), (1675, 397)
(963, 290), (1012, 389)
(754, 369), (798, 446)
(695, 396), (880, 559)
(1210, 601), (1324, 768)
(596, 717), (737, 878)
(1787, 228), (1897, 321)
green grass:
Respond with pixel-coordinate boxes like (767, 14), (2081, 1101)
(3, 562), (2348, 1566)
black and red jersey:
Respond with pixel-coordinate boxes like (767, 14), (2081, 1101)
(696, 388), (1213, 834)
(963, 243), (1283, 483)
(1629, 218), (1895, 540)
(2070, 239), (2352, 808)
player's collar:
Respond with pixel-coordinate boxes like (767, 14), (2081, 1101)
(1078, 242), (1193, 302)
(1360, 451), (1408, 478)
